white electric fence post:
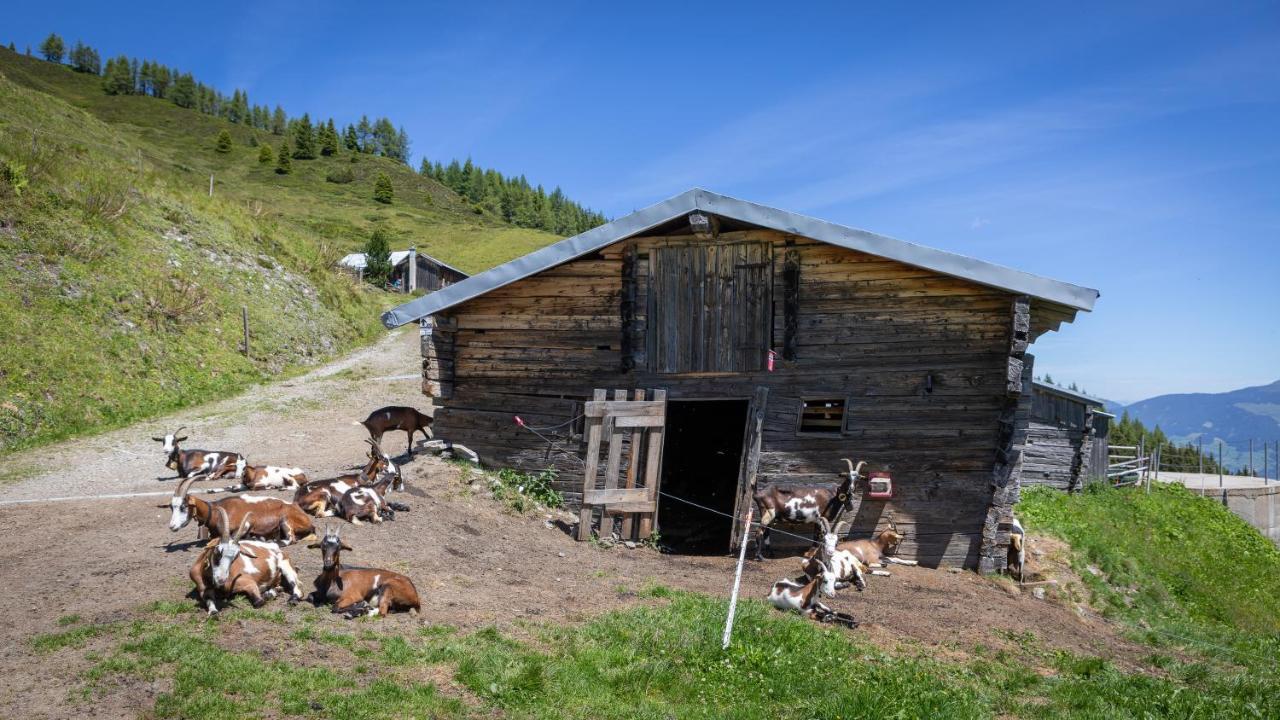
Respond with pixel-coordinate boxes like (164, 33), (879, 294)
(722, 506), (754, 650)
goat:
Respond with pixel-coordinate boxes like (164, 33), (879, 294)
(189, 508), (303, 615)
(307, 526), (421, 618)
(752, 458), (866, 560)
(767, 561), (859, 628)
(800, 518), (867, 592)
(338, 471), (403, 525)
(293, 440), (400, 517)
(206, 458), (308, 493)
(163, 474), (315, 545)
(353, 406), (433, 456)
(832, 519), (918, 575)
(151, 426), (241, 480)
(1007, 514), (1026, 580)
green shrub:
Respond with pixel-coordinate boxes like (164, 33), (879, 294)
(214, 129), (232, 153)
(257, 143), (273, 164)
(325, 167), (355, 184)
(372, 172), (393, 204)
(0, 159), (28, 197)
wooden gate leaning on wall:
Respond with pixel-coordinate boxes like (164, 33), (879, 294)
(577, 388), (667, 541)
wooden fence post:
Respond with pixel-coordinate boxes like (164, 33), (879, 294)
(241, 306), (250, 357)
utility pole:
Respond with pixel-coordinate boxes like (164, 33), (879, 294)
(1219, 442), (1224, 488)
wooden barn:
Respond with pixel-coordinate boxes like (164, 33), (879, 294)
(383, 189), (1099, 572)
(339, 247), (469, 293)
(1023, 382), (1112, 492)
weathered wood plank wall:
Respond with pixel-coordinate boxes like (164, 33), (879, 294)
(425, 228), (1029, 568)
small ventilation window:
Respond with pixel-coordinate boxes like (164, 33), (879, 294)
(799, 398), (846, 434)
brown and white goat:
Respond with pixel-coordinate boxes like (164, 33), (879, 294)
(767, 561), (859, 628)
(189, 509), (303, 615)
(293, 441), (400, 517)
(163, 474), (315, 545)
(338, 470), (405, 525)
(353, 406), (433, 456)
(207, 458), (308, 493)
(151, 426), (241, 480)
(307, 526), (421, 618)
(1007, 514), (1026, 580)
(833, 520), (917, 572)
(799, 518), (868, 592)
(752, 458), (866, 560)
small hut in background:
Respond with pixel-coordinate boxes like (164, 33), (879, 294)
(338, 247), (469, 293)
(1023, 382), (1111, 492)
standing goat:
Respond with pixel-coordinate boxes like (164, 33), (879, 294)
(189, 508), (303, 615)
(164, 475), (315, 545)
(151, 426), (241, 480)
(307, 526), (421, 618)
(753, 458), (866, 560)
(294, 441), (400, 517)
(353, 406), (433, 456)
(206, 458), (308, 494)
(1007, 514), (1026, 580)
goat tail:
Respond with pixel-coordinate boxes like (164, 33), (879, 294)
(387, 501), (411, 513)
(350, 421), (366, 428)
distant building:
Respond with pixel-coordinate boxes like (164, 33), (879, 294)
(338, 248), (468, 293)
(1023, 382), (1112, 491)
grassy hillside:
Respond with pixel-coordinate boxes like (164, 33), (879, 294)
(0, 47), (560, 453)
(1021, 483), (1280, 671)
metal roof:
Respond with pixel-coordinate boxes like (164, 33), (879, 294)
(1032, 381), (1107, 407)
(382, 188), (1099, 328)
(339, 249), (470, 277)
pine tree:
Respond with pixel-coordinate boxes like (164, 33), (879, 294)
(373, 173), (394, 204)
(214, 129), (233, 153)
(170, 73), (196, 107)
(258, 143), (274, 164)
(39, 33), (65, 63)
(320, 119), (339, 156)
(70, 41), (100, 74)
(343, 124), (359, 151)
(271, 106), (287, 135)
(356, 115), (373, 153)
(275, 141), (292, 174)
(292, 114), (316, 159)
(6, 42), (14, 52)
(103, 56), (134, 95)
(363, 227), (393, 287)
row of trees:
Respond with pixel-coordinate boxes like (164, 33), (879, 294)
(31, 33), (412, 163)
(420, 157), (607, 236)
(1110, 411), (1230, 476)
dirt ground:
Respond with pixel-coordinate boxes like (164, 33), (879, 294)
(0, 329), (1155, 718)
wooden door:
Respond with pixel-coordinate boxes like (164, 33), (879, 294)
(729, 387), (769, 552)
(647, 242), (772, 373)
(577, 388), (667, 541)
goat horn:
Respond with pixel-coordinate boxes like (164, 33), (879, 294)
(174, 426), (187, 437)
(175, 474), (198, 499)
(216, 507), (231, 542)
(843, 458), (853, 473)
(235, 512), (253, 541)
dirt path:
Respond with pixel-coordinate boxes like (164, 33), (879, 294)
(0, 328), (1157, 718)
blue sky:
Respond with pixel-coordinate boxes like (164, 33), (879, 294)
(9, 1), (1279, 402)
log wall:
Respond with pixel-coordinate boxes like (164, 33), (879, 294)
(424, 228), (1037, 569)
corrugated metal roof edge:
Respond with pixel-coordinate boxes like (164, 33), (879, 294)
(381, 188), (1099, 328)
(1032, 380), (1108, 407)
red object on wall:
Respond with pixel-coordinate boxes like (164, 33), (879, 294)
(767, 350), (777, 372)
(867, 471), (893, 499)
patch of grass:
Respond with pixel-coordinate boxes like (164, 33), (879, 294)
(31, 623), (113, 652)
(491, 467), (563, 513)
(1020, 483), (1280, 670)
(57, 614), (82, 626)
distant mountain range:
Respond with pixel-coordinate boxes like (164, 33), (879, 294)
(1109, 380), (1280, 473)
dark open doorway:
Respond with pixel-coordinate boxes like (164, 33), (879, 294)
(657, 399), (749, 554)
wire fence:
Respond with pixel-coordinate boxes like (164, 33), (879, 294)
(1108, 437), (1280, 491)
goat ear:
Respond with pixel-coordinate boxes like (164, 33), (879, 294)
(335, 576), (345, 591)
(152, 436), (164, 442)
(176, 436), (188, 442)
(204, 537), (220, 548)
(340, 542), (353, 551)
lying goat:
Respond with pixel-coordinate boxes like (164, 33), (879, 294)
(206, 458), (308, 494)
(164, 474), (315, 545)
(294, 441), (400, 517)
(307, 526), (421, 618)
(338, 470), (407, 525)
(767, 561), (859, 628)
(190, 508), (303, 615)
(832, 520), (918, 574)
(353, 406), (433, 456)
(800, 518), (867, 592)
(151, 426), (241, 480)
(753, 458), (866, 560)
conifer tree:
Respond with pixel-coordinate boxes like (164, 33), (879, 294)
(214, 129), (233, 153)
(343, 124), (359, 151)
(320, 119), (339, 156)
(373, 173), (394, 204)
(292, 114), (316, 159)
(275, 141), (292, 174)
(39, 33), (65, 63)
(103, 56), (134, 95)
(6, 42), (14, 52)
(271, 106), (287, 135)
(258, 143), (274, 164)
(170, 73), (196, 107)
(363, 227), (393, 287)
(356, 115), (373, 153)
